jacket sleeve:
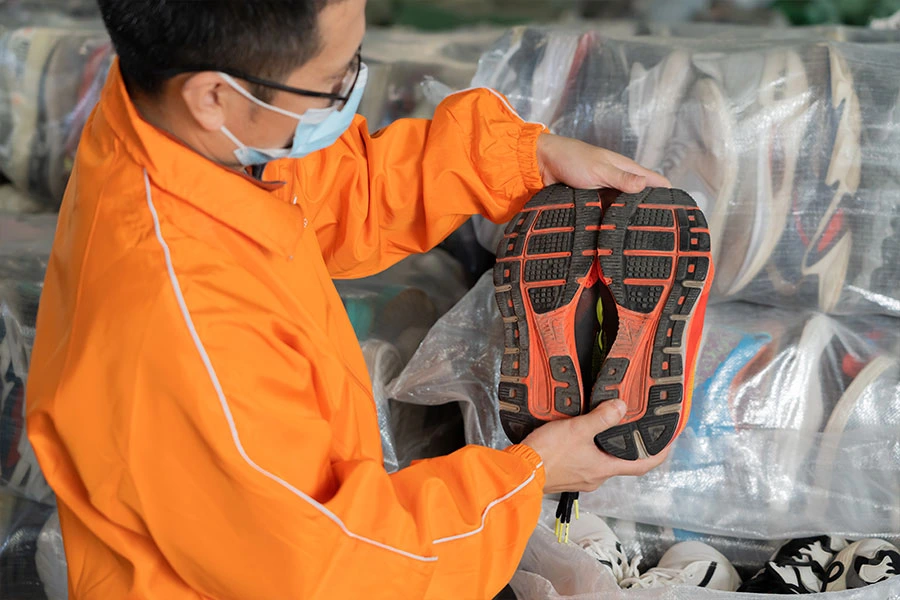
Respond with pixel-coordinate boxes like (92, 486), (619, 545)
(127, 277), (545, 600)
(292, 88), (546, 279)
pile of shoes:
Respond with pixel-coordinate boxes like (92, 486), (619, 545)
(389, 23), (900, 600)
(562, 507), (899, 594)
(470, 25), (900, 316)
(0, 11), (506, 211)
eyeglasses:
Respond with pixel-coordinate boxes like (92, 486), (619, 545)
(161, 48), (362, 109)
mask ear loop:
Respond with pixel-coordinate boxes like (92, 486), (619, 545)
(218, 72), (305, 121)
(219, 125), (248, 150)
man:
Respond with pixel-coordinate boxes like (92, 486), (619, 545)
(26, 1), (670, 597)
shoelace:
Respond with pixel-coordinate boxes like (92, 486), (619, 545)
(620, 566), (691, 589)
(579, 539), (644, 584)
(554, 492), (579, 543)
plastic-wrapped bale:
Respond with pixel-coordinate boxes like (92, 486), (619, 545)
(580, 301), (900, 541)
(388, 274), (900, 542)
(470, 28), (900, 316)
(646, 22), (900, 42)
(334, 248), (469, 471)
(0, 26), (113, 210)
(35, 510), (65, 600)
(0, 492), (55, 600)
(359, 27), (506, 129)
(0, 214), (56, 505)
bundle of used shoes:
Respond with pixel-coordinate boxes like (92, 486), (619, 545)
(0, 14), (506, 211)
(471, 25), (900, 317)
(388, 24), (900, 600)
(565, 508), (899, 593)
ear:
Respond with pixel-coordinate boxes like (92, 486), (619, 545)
(180, 72), (232, 132)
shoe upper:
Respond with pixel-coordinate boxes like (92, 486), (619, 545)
(620, 540), (741, 591)
(738, 535), (848, 593)
(568, 513), (642, 584)
(825, 538), (900, 591)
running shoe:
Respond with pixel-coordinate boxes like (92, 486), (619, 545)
(566, 510), (643, 587)
(741, 44), (861, 312)
(590, 187), (714, 460)
(493, 184), (604, 443)
(578, 37), (693, 170)
(494, 185), (715, 458)
(739, 535), (849, 593)
(664, 76), (738, 268)
(683, 47), (812, 299)
(825, 538), (900, 591)
(620, 541), (742, 591)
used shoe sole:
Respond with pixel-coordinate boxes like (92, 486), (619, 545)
(493, 184), (602, 443)
(591, 187), (714, 460)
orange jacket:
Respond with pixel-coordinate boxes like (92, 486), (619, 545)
(26, 63), (547, 600)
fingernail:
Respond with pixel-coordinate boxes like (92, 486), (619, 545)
(611, 399), (627, 418)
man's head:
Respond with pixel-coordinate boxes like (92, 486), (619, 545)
(97, 0), (367, 168)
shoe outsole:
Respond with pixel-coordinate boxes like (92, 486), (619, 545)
(493, 185), (602, 443)
(591, 187), (713, 460)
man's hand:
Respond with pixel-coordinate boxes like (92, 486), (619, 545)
(536, 133), (671, 192)
(522, 399), (670, 493)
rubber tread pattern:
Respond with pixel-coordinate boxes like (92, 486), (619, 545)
(592, 187), (712, 460)
(535, 208), (576, 230)
(493, 184), (601, 442)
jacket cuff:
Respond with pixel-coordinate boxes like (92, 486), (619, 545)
(503, 443), (546, 490)
(517, 123), (547, 195)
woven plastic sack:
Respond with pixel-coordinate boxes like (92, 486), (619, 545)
(470, 27), (900, 316)
(389, 273), (900, 542)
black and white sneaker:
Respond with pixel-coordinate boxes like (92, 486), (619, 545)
(738, 535), (848, 593)
(824, 538), (900, 591)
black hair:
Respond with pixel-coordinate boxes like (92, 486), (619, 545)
(97, 0), (336, 100)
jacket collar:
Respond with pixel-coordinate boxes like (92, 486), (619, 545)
(97, 60), (306, 257)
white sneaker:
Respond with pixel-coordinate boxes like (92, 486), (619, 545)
(825, 538), (900, 591)
(620, 540), (742, 591)
(566, 512), (643, 587)
(665, 76), (738, 270)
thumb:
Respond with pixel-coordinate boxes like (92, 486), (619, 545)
(596, 163), (645, 193)
(576, 399), (627, 436)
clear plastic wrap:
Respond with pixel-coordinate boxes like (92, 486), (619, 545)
(389, 272), (900, 541)
(0, 214), (55, 505)
(0, 25), (113, 209)
(35, 509), (65, 600)
(0, 491), (55, 600)
(471, 27), (900, 316)
(511, 517), (900, 600)
(360, 27), (505, 129)
(336, 248), (470, 471)
(0, 25), (498, 210)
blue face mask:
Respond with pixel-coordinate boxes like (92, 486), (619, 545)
(219, 63), (368, 166)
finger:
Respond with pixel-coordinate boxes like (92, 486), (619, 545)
(594, 162), (645, 194)
(603, 152), (672, 189)
(619, 447), (671, 476)
(575, 399), (627, 436)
